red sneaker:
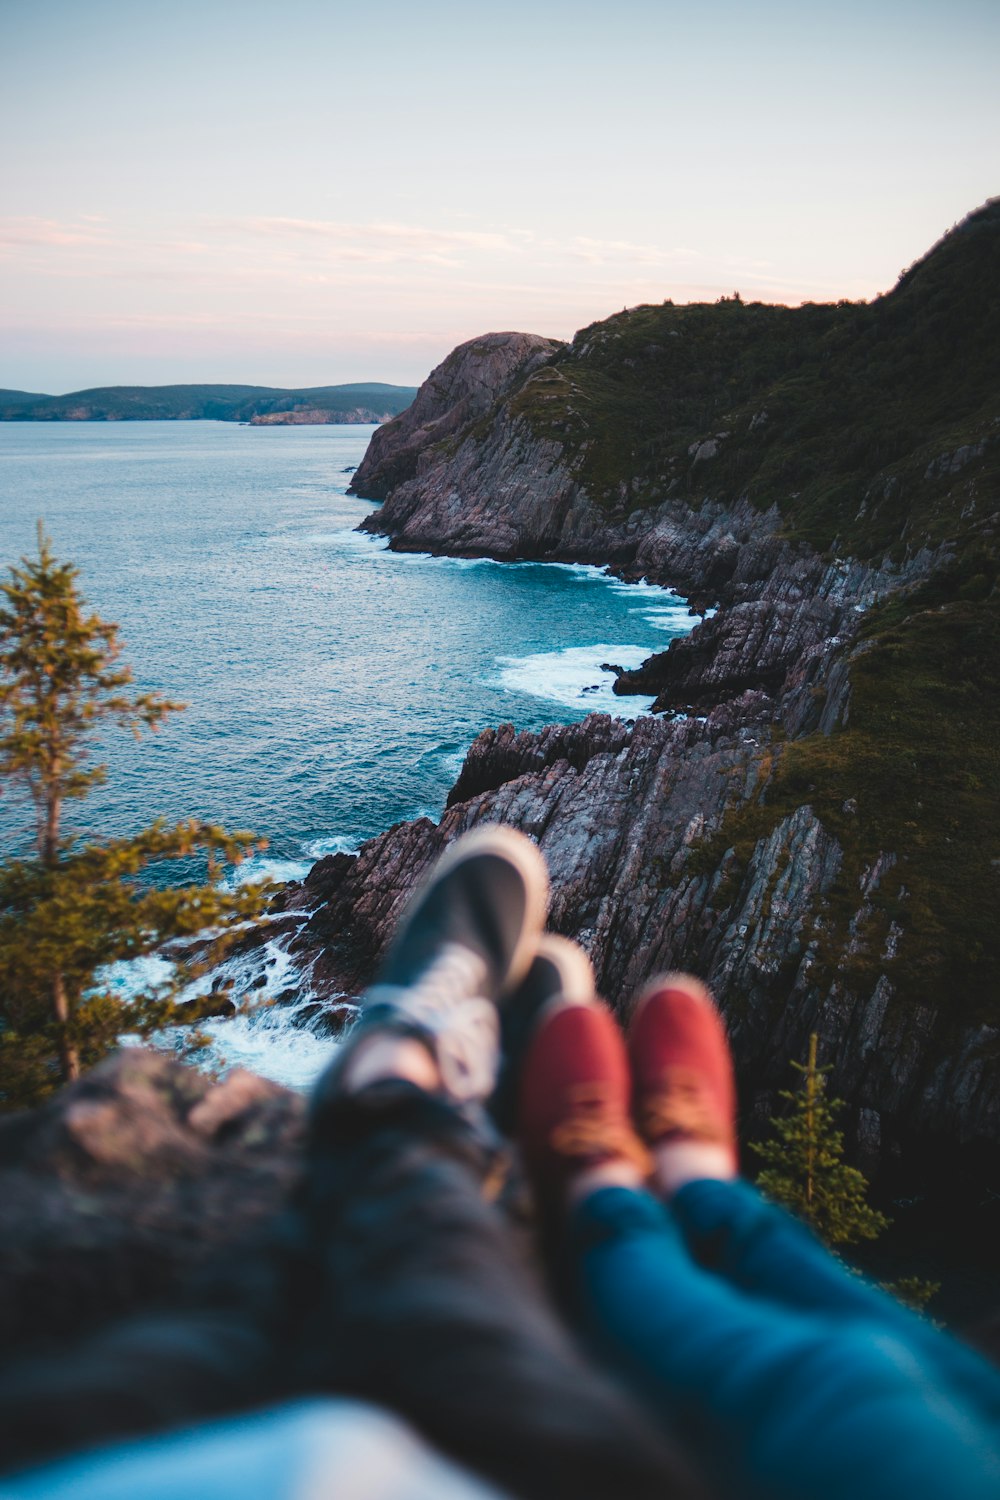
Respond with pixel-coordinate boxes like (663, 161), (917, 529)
(517, 938), (651, 1195)
(627, 973), (738, 1171)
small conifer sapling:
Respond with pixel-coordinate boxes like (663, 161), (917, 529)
(753, 1032), (889, 1247)
(752, 1034), (939, 1309)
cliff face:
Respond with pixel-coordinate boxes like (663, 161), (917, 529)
(282, 696), (998, 1172)
(349, 332), (562, 502)
(287, 205), (1000, 1186)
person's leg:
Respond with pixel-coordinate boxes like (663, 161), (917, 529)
(0, 830), (691, 1500)
(517, 959), (1000, 1500)
(672, 1174), (1000, 1423)
(291, 1075), (695, 1500)
(631, 973), (1000, 1425)
(285, 833), (698, 1500)
(572, 1183), (999, 1500)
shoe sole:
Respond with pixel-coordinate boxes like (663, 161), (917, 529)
(400, 823), (551, 998)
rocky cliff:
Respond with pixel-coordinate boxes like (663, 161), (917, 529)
(284, 204), (1000, 1194)
(350, 332), (563, 502)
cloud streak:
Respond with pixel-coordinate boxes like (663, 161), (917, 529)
(0, 216), (114, 251)
(0, 210), (886, 390)
(230, 216), (528, 263)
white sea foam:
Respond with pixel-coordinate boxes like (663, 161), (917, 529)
(303, 527), (389, 556)
(295, 531), (363, 547)
(496, 643), (657, 714)
(641, 606), (696, 631)
(439, 747), (468, 782)
(108, 935), (349, 1091)
(304, 833), (364, 860)
(223, 833), (363, 890)
(226, 854), (315, 888)
(198, 1006), (341, 1091)
(101, 952), (176, 1000)
(193, 940), (346, 1090)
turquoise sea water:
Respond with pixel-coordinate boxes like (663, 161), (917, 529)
(0, 421), (695, 1080)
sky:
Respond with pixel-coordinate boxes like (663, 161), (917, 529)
(1, 0), (997, 392)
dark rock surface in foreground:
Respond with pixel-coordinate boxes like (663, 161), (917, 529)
(0, 1050), (304, 1358)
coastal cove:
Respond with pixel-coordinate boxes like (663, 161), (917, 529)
(0, 420), (698, 1077)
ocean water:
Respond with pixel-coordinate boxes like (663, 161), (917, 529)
(0, 421), (695, 1083)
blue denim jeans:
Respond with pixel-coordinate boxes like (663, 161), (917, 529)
(572, 1178), (1000, 1500)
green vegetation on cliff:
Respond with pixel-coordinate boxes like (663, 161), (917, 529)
(754, 1033), (890, 1247)
(684, 548), (1000, 1021)
(511, 200), (998, 565)
(508, 202), (1000, 1027)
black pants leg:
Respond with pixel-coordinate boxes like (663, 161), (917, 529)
(289, 1079), (701, 1500)
(0, 1079), (702, 1498)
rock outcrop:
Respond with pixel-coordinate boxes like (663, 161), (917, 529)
(280, 697), (999, 1184)
(350, 331), (563, 503)
(248, 406), (397, 425)
(0, 1050), (304, 1356)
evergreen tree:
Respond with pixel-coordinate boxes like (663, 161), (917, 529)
(753, 1033), (890, 1247)
(753, 1035), (939, 1310)
(0, 526), (272, 1107)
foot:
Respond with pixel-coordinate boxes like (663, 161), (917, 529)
(628, 972), (738, 1195)
(493, 929), (598, 1131)
(517, 937), (651, 1201)
(340, 825), (550, 1104)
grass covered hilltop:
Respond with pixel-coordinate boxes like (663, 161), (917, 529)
(0, 382), (418, 424)
(513, 202), (998, 563)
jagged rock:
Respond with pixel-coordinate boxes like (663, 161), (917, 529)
(279, 687), (999, 1175)
(446, 717), (633, 808)
(288, 220), (999, 1205)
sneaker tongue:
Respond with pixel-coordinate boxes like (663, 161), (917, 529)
(435, 998), (500, 1102)
(410, 943), (490, 1011)
(364, 946), (500, 1104)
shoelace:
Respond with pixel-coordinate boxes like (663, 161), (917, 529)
(401, 944), (499, 1103)
(639, 1066), (728, 1144)
(404, 943), (489, 1019)
(549, 1082), (652, 1174)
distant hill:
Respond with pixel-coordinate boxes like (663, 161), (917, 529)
(0, 388), (49, 404)
(0, 382), (418, 424)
